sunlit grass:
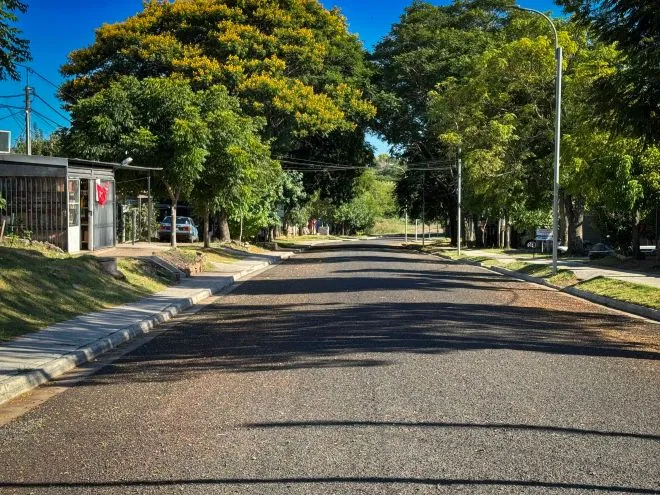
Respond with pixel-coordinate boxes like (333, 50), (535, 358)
(577, 277), (660, 310)
(0, 246), (174, 341)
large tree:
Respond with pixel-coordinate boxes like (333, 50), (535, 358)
(193, 86), (279, 245)
(66, 76), (210, 247)
(0, 0), (30, 80)
(371, 0), (508, 244)
(556, 0), (659, 144)
(60, 0), (375, 153)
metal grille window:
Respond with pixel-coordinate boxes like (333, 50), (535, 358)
(0, 176), (67, 249)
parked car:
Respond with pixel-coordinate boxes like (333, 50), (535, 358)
(523, 239), (568, 254)
(639, 245), (657, 256)
(588, 242), (615, 260)
(158, 216), (199, 243)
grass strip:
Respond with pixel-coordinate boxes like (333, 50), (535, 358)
(0, 246), (174, 341)
(576, 277), (660, 310)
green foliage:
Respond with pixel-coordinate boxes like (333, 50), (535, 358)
(331, 168), (397, 234)
(60, 0), (375, 152)
(556, 0), (659, 142)
(14, 127), (66, 156)
(122, 203), (159, 242)
(193, 85), (279, 232)
(0, 194), (5, 211)
(0, 0), (30, 80)
(276, 171), (307, 228)
(68, 75), (209, 203)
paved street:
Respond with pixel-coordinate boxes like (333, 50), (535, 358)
(0, 241), (658, 494)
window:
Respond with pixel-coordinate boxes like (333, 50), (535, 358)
(68, 179), (80, 227)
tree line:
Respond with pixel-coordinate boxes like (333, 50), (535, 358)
(0, 0), (658, 254)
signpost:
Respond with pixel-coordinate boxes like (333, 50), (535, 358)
(535, 228), (553, 254)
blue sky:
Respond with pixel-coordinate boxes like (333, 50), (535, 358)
(0, 0), (561, 154)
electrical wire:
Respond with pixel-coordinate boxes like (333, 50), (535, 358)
(31, 109), (66, 129)
(0, 110), (22, 122)
(32, 92), (71, 123)
(0, 103), (24, 111)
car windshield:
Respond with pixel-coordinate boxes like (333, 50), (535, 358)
(161, 217), (191, 225)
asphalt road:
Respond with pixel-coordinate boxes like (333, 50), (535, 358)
(1, 241), (659, 494)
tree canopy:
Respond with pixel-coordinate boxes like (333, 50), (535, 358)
(0, 0), (30, 80)
(60, 0), (375, 152)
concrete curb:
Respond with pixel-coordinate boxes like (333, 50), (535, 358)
(0, 252), (292, 406)
(416, 248), (660, 323)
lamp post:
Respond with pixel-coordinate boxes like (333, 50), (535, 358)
(515, 5), (562, 275)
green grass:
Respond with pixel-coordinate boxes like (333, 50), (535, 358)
(576, 277), (660, 310)
(179, 246), (239, 264)
(0, 245), (174, 341)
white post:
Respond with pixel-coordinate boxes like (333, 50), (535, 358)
(415, 219), (418, 241)
(405, 209), (408, 242)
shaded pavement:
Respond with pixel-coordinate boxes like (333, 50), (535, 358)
(0, 242), (658, 494)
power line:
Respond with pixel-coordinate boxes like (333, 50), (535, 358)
(0, 103), (25, 111)
(31, 109), (66, 129)
(0, 110), (22, 122)
(32, 92), (70, 123)
(0, 94), (23, 99)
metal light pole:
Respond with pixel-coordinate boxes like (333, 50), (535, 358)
(516, 5), (562, 275)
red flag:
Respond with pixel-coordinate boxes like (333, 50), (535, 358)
(96, 181), (108, 206)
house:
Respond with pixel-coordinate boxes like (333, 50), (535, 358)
(0, 154), (118, 253)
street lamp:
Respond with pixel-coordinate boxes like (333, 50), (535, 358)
(515, 5), (562, 275)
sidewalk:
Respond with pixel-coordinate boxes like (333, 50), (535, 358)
(466, 249), (660, 289)
(0, 250), (293, 406)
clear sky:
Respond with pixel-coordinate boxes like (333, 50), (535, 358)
(0, 0), (561, 154)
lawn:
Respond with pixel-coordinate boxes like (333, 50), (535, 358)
(179, 246), (239, 264)
(0, 243), (175, 341)
(576, 277), (660, 310)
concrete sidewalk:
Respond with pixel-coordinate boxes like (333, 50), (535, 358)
(0, 251), (293, 406)
(465, 249), (660, 289)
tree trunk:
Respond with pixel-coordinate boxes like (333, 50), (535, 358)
(218, 211), (231, 242)
(203, 205), (210, 248)
(565, 194), (585, 255)
(164, 185), (180, 249)
(559, 190), (568, 246)
(480, 218), (487, 247)
(632, 208), (642, 259)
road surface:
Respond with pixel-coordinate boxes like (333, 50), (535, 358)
(1, 241), (658, 494)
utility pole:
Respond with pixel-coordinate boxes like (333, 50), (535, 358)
(457, 147), (462, 256)
(24, 69), (32, 155)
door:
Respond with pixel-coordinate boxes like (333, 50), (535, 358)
(92, 179), (115, 250)
(67, 179), (80, 253)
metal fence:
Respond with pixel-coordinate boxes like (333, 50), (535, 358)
(0, 176), (68, 249)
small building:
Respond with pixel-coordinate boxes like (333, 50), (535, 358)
(0, 154), (118, 253)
